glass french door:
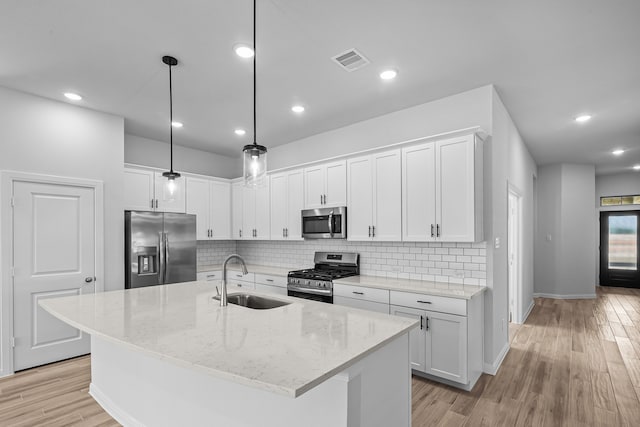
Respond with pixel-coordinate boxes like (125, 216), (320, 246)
(600, 210), (640, 288)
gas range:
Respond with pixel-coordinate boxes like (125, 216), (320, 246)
(287, 252), (359, 303)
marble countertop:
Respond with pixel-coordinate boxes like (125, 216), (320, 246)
(333, 275), (486, 300)
(198, 264), (292, 277)
(39, 281), (417, 398)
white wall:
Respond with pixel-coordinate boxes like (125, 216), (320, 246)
(125, 134), (240, 179)
(268, 86), (492, 170)
(535, 164), (596, 297)
(594, 172), (640, 284)
(0, 86), (124, 376)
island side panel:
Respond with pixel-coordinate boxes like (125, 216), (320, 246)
(89, 333), (411, 427)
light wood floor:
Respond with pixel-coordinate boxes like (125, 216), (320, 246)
(2, 286), (640, 426)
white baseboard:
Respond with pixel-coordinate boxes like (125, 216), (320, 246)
(483, 341), (510, 375)
(521, 300), (535, 323)
(90, 383), (145, 427)
(533, 293), (596, 300)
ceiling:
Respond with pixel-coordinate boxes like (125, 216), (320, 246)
(1, 0), (639, 175)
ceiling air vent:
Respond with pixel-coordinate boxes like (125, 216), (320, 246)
(332, 48), (370, 72)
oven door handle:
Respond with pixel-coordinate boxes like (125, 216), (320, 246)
(328, 211), (334, 237)
(287, 286), (332, 296)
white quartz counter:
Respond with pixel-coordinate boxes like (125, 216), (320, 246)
(39, 281), (417, 398)
(333, 275), (486, 299)
(197, 264), (291, 277)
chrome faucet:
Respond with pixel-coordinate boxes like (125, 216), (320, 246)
(220, 254), (248, 307)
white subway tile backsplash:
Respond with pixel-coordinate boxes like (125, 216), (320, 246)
(197, 240), (487, 286)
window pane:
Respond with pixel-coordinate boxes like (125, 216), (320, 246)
(608, 216), (637, 270)
(601, 197), (621, 206)
(621, 196), (634, 205)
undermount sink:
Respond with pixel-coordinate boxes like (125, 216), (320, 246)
(215, 293), (291, 310)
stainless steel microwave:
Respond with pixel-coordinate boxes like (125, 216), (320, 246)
(301, 207), (347, 239)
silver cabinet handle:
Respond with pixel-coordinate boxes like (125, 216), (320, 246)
(237, 283), (243, 287)
(352, 291), (364, 295)
(266, 279), (274, 282)
(286, 228), (289, 237)
(420, 315), (424, 330)
(431, 224), (435, 238)
(283, 228), (285, 238)
(320, 194), (323, 205)
(239, 229), (242, 238)
(324, 194), (327, 204)
(372, 225), (375, 238)
(155, 199), (159, 209)
(150, 199), (154, 209)
(84, 277), (94, 283)
(426, 317), (430, 331)
(417, 300), (432, 304)
(368, 226), (372, 237)
(437, 224), (440, 237)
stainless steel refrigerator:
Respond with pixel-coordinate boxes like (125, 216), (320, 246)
(125, 211), (196, 289)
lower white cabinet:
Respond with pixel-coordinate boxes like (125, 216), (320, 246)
(255, 273), (288, 296)
(255, 283), (287, 296)
(390, 291), (483, 390)
(334, 296), (389, 314)
(333, 283), (390, 314)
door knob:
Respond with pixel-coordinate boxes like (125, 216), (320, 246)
(84, 277), (94, 283)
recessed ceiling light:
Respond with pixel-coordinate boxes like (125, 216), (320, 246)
(612, 149), (625, 156)
(64, 92), (82, 101)
(171, 121), (183, 128)
(379, 69), (398, 80)
(234, 44), (254, 58)
(634, 165), (640, 171)
(291, 105), (305, 113)
(575, 114), (592, 123)
(234, 129), (246, 136)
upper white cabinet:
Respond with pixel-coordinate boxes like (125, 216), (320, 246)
(303, 160), (346, 208)
(124, 167), (185, 213)
(270, 169), (304, 240)
(347, 149), (401, 241)
(240, 181), (270, 240)
(231, 182), (243, 239)
(402, 134), (483, 242)
(186, 176), (231, 240)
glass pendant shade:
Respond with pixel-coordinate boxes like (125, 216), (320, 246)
(243, 144), (267, 186)
(162, 171), (181, 202)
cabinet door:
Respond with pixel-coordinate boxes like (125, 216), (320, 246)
(425, 310), (468, 384)
(254, 181), (270, 239)
(304, 165), (325, 208)
(270, 173), (288, 240)
(231, 182), (244, 239)
(242, 185), (256, 240)
(436, 135), (475, 241)
(210, 180), (231, 239)
(154, 172), (186, 213)
(372, 150), (401, 241)
(347, 155), (373, 241)
(186, 177), (211, 240)
(402, 143), (436, 241)
(325, 160), (347, 206)
(286, 169), (304, 240)
(123, 168), (155, 211)
(390, 306), (426, 372)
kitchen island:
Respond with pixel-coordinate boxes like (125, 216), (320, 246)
(39, 281), (418, 427)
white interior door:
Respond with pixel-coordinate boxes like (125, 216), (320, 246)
(508, 190), (521, 323)
(13, 181), (95, 371)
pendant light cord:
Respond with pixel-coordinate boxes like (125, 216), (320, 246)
(169, 61), (174, 172)
(253, 0), (257, 147)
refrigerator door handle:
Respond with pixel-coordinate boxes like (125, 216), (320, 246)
(158, 231), (165, 284)
(164, 232), (170, 283)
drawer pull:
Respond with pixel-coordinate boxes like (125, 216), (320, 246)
(417, 300), (432, 304)
(206, 275), (216, 279)
(237, 284), (242, 287)
(266, 279), (274, 282)
(352, 291), (364, 295)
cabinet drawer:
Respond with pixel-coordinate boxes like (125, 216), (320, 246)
(334, 283), (389, 304)
(228, 271), (255, 282)
(227, 280), (255, 291)
(255, 273), (287, 288)
(390, 291), (466, 316)
(255, 283), (288, 296)
(197, 271), (222, 282)
(334, 296), (389, 314)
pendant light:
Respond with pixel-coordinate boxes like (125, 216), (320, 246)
(162, 55), (181, 200)
(243, 0), (267, 187)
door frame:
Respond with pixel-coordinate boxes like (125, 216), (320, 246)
(507, 184), (524, 324)
(599, 210), (640, 287)
(1, 171), (104, 377)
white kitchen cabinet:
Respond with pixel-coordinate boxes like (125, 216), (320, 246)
(255, 283), (288, 296)
(347, 149), (401, 241)
(334, 296), (389, 314)
(231, 182), (243, 239)
(197, 271), (222, 282)
(389, 290), (483, 390)
(124, 167), (186, 213)
(241, 182), (270, 239)
(333, 283), (390, 314)
(186, 177), (231, 240)
(402, 133), (483, 242)
(303, 160), (346, 208)
(270, 169), (304, 240)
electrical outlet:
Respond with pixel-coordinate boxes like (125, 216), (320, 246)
(495, 237), (501, 249)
